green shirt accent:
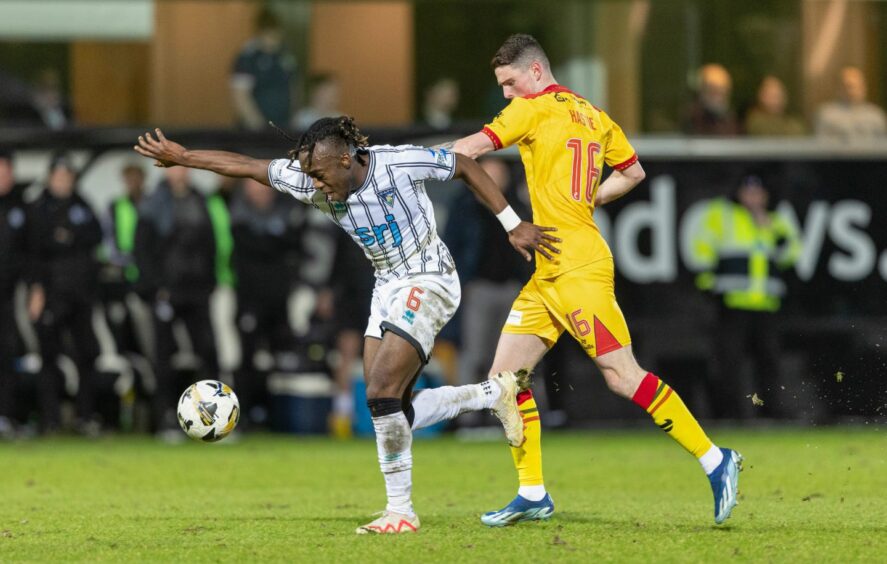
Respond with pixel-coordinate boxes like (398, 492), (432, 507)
(114, 197), (140, 283)
(207, 194), (236, 288)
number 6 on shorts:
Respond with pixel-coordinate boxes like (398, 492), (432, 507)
(407, 287), (424, 311)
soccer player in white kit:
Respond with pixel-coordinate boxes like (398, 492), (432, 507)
(134, 117), (561, 534)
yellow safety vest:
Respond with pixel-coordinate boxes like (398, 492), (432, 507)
(691, 199), (801, 312)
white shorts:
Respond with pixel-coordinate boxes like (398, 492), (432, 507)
(365, 270), (461, 362)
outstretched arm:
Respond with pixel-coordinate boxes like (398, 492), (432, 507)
(436, 131), (497, 159)
(134, 128), (272, 186)
(595, 161), (646, 206)
(453, 153), (560, 262)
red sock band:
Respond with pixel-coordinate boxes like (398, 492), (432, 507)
(516, 389), (534, 405)
(632, 373), (660, 409)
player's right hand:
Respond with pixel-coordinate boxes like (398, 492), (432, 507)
(508, 222), (561, 262)
(134, 128), (186, 168)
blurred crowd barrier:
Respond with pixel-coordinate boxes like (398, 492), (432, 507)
(1, 127), (885, 437)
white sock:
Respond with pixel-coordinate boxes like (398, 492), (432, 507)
(410, 381), (501, 430)
(518, 485), (547, 502)
(698, 444), (724, 475)
(371, 412), (414, 515)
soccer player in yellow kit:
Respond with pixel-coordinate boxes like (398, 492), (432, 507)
(451, 34), (743, 526)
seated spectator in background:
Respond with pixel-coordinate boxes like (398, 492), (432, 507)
(0, 70), (42, 127)
(29, 155), (103, 434)
(419, 78), (460, 130)
(0, 149), (29, 438)
(294, 74), (342, 130)
(31, 68), (72, 130)
(135, 167), (220, 437)
(816, 66), (887, 141)
(745, 76), (806, 136)
(230, 9), (298, 130)
(683, 64), (740, 136)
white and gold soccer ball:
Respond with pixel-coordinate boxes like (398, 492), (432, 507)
(176, 380), (240, 442)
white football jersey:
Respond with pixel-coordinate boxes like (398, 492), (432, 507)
(267, 145), (457, 283)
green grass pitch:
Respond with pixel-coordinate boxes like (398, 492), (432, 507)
(1, 428), (885, 562)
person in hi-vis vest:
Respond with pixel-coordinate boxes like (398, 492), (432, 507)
(691, 175), (802, 419)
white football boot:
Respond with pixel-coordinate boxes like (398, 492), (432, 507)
(490, 370), (531, 447)
(356, 511), (420, 534)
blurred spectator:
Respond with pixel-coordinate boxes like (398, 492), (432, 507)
(815, 66), (887, 141)
(444, 158), (530, 424)
(683, 64), (740, 136)
(690, 175), (802, 420)
(102, 163), (152, 370)
(745, 76), (806, 136)
(230, 8), (298, 130)
(106, 163), (146, 287)
(0, 149), (28, 437)
(0, 70), (41, 127)
(420, 78), (460, 130)
(207, 179), (235, 289)
(31, 68), (72, 130)
(229, 179), (303, 428)
(135, 167), (220, 435)
(326, 228), (375, 438)
(294, 74), (342, 130)
(28, 155), (103, 433)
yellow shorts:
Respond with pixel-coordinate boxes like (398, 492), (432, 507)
(502, 257), (631, 358)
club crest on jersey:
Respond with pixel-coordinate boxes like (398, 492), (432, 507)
(379, 188), (396, 208)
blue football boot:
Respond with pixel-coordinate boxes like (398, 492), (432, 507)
(480, 494), (555, 527)
(709, 448), (743, 524)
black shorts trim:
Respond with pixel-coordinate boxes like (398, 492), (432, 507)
(380, 321), (428, 363)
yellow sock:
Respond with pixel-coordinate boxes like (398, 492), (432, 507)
(511, 390), (544, 486)
(632, 373), (713, 458)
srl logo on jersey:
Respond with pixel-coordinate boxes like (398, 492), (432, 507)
(355, 214), (403, 248)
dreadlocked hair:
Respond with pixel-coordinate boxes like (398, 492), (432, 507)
(288, 116), (369, 165)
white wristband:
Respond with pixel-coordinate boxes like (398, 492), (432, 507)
(496, 205), (522, 232)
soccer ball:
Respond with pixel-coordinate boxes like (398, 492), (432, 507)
(176, 380), (240, 442)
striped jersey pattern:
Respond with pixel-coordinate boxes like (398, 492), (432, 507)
(267, 145), (457, 283)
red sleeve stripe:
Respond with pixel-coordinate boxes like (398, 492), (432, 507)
(481, 126), (503, 150)
(613, 153), (638, 171)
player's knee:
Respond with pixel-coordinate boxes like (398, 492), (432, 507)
(601, 367), (639, 399)
(366, 380), (400, 400)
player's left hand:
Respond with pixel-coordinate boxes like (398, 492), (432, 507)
(134, 128), (186, 168)
(508, 222), (561, 261)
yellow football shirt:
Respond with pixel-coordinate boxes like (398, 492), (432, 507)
(483, 84), (638, 279)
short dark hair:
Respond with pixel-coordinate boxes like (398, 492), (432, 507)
(48, 152), (76, 174)
(491, 33), (549, 70)
(0, 147), (12, 163)
(291, 116), (369, 166)
(121, 161), (145, 176)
